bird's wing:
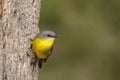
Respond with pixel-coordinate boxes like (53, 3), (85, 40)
(38, 45), (53, 69)
(43, 46), (53, 63)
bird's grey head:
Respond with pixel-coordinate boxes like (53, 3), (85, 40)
(37, 30), (57, 40)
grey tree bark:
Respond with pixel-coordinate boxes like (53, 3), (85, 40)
(0, 0), (41, 80)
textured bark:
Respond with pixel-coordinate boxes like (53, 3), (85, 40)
(0, 0), (40, 80)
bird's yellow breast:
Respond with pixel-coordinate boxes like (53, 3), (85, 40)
(32, 37), (54, 59)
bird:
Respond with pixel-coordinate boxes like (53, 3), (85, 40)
(32, 30), (57, 69)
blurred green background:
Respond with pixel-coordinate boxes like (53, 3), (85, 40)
(38, 0), (120, 80)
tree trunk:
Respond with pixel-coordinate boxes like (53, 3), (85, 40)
(0, 0), (41, 80)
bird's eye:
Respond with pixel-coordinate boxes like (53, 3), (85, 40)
(47, 34), (51, 37)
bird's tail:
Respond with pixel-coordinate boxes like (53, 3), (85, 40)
(38, 59), (43, 69)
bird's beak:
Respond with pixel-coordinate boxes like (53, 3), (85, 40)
(54, 35), (58, 38)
